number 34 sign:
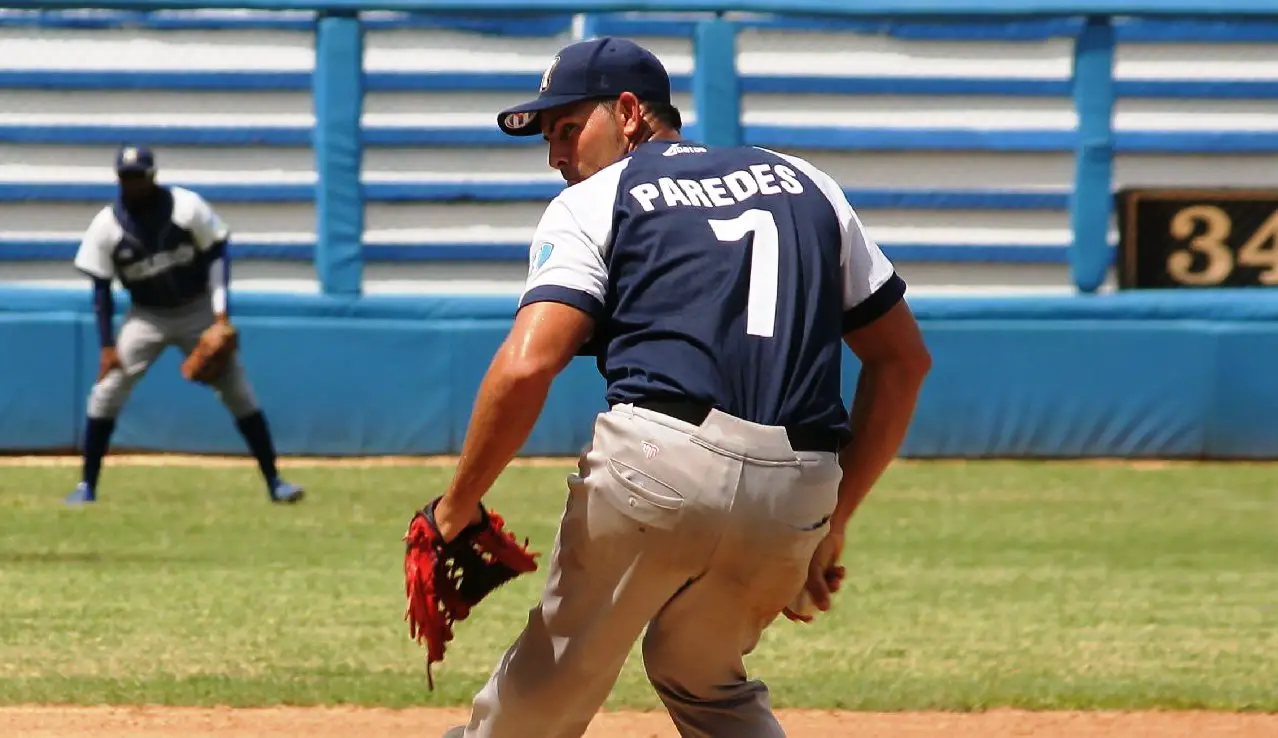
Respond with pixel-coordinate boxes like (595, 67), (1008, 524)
(1116, 188), (1278, 289)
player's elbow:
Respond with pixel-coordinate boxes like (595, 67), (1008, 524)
(496, 301), (593, 389)
(845, 300), (932, 387)
(492, 357), (561, 404)
(862, 344), (930, 399)
(496, 340), (566, 392)
(896, 342), (932, 385)
(505, 355), (561, 388)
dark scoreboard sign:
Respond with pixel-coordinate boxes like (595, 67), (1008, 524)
(1116, 188), (1278, 289)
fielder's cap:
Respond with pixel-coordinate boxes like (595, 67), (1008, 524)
(497, 36), (671, 137)
(114, 145), (156, 175)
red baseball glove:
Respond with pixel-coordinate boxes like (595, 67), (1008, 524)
(403, 497), (538, 689)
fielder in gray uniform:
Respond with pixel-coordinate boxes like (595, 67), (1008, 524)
(428, 37), (931, 737)
(65, 145), (304, 506)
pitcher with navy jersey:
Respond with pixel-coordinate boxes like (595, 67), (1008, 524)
(424, 37), (932, 738)
(66, 146), (303, 506)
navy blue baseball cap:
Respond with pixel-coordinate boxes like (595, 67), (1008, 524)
(114, 145), (156, 176)
(497, 36), (671, 137)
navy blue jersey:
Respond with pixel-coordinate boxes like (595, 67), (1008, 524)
(74, 185), (230, 309)
(518, 140), (905, 436)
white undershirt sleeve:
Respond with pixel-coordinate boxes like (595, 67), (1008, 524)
(209, 257), (227, 314)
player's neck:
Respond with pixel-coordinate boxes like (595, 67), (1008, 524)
(119, 190), (165, 218)
(626, 127), (680, 154)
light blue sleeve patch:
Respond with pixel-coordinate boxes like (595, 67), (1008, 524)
(532, 241), (555, 271)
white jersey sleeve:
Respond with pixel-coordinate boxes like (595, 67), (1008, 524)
(767, 149), (905, 333)
(72, 206), (122, 281)
(518, 159), (629, 320)
(172, 186), (231, 250)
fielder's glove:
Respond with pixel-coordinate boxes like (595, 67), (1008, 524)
(181, 321), (238, 384)
(403, 497), (538, 689)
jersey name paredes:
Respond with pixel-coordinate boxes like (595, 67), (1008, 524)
(626, 155), (805, 214)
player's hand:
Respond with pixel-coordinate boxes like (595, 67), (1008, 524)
(784, 528), (847, 623)
(97, 346), (122, 382)
(431, 496), (484, 543)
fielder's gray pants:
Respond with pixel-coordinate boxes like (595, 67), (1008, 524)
(88, 297), (259, 420)
(460, 403), (841, 738)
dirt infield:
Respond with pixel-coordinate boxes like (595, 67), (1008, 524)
(2, 706), (1276, 737)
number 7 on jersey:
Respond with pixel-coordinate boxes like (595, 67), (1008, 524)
(707, 209), (779, 339)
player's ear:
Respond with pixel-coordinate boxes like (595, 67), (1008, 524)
(616, 92), (644, 138)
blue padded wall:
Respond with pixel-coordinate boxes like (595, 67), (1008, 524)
(4, 287), (1278, 458)
(0, 313), (82, 449)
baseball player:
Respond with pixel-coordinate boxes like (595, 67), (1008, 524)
(428, 37), (931, 738)
(64, 146), (304, 506)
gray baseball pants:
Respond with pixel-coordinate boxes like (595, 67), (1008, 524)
(458, 403), (841, 738)
(88, 296), (259, 419)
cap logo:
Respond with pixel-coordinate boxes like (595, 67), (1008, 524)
(121, 147), (138, 164)
(503, 111), (536, 131)
(539, 54), (560, 93)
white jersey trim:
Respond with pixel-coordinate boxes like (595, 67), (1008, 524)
(518, 158), (631, 315)
(171, 186), (232, 250)
(758, 148), (899, 316)
(73, 206), (122, 281)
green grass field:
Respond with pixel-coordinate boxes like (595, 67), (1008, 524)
(0, 459), (1274, 713)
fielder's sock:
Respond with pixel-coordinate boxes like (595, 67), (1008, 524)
(235, 411), (280, 487)
(82, 417), (116, 490)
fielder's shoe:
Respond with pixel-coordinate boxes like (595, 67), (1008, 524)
(64, 482), (96, 505)
(269, 479), (305, 504)
(441, 727), (465, 738)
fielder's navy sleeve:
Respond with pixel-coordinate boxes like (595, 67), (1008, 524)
(92, 278), (115, 348)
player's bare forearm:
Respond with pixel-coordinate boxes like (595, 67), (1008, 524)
(831, 364), (925, 532)
(436, 301), (595, 537)
(441, 348), (554, 515)
(833, 299), (931, 533)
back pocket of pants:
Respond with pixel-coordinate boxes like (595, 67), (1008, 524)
(603, 457), (685, 530)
